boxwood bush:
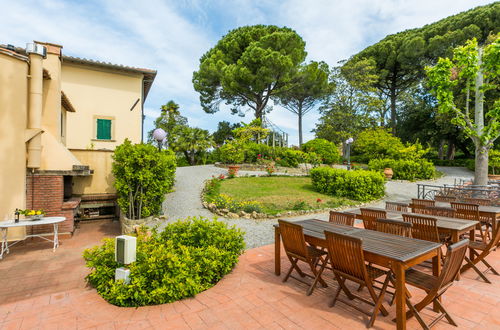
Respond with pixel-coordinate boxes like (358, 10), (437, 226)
(368, 158), (435, 180)
(83, 217), (245, 307)
(310, 167), (385, 201)
(301, 139), (341, 164)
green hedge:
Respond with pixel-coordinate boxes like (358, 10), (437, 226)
(310, 167), (385, 201)
(83, 217), (245, 307)
(368, 158), (435, 180)
(301, 139), (341, 164)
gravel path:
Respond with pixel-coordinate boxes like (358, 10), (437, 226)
(161, 165), (474, 249)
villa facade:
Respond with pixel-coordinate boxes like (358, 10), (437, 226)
(0, 41), (156, 238)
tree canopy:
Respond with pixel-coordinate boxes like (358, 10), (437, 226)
(347, 2), (500, 131)
(426, 34), (500, 184)
(276, 61), (331, 146)
(192, 25), (307, 122)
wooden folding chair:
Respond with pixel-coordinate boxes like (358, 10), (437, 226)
(402, 240), (469, 329)
(423, 206), (456, 218)
(461, 224), (500, 284)
(385, 201), (410, 212)
(434, 195), (457, 203)
(451, 202), (489, 242)
(463, 197), (492, 206)
(376, 218), (412, 237)
(329, 211), (355, 226)
(411, 199), (435, 214)
(360, 208), (386, 231)
(278, 220), (328, 295)
(403, 214), (442, 243)
(324, 231), (390, 328)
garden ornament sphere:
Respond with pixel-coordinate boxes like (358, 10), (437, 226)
(153, 128), (167, 142)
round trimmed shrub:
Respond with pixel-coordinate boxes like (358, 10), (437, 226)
(368, 158), (435, 180)
(310, 167), (385, 201)
(83, 217), (245, 307)
(302, 138), (341, 164)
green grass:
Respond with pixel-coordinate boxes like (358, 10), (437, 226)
(219, 176), (357, 215)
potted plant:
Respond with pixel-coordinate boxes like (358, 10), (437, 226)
(383, 168), (394, 179)
(219, 141), (245, 177)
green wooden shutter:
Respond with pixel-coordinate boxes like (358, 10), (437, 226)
(97, 119), (111, 140)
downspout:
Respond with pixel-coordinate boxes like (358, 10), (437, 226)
(26, 43), (46, 168)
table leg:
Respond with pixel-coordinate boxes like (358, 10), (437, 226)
(53, 223), (59, 251)
(452, 231), (461, 280)
(275, 226), (281, 276)
(394, 261), (406, 330)
(469, 227), (475, 261)
(432, 249), (442, 312)
(0, 228), (8, 259)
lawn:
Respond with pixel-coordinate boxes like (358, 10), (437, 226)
(218, 176), (357, 215)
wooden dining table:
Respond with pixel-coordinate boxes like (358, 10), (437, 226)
(274, 219), (443, 330)
(402, 200), (500, 231)
(349, 207), (479, 243)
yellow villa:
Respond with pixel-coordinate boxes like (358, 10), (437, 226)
(0, 41), (156, 237)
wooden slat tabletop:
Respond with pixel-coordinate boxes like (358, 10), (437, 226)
(349, 207), (478, 231)
(400, 200), (500, 214)
(277, 219), (442, 263)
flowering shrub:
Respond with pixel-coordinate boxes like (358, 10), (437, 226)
(266, 162), (276, 176)
(210, 194), (262, 213)
(203, 177), (262, 213)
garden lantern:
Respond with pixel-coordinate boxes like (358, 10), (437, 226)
(152, 128), (167, 151)
(345, 137), (354, 170)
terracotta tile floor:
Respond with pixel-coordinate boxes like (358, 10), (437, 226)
(1, 221), (500, 329)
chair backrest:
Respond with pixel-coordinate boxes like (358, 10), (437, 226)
(411, 199), (435, 214)
(376, 218), (412, 237)
(324, 230), (367, 281)
(424, 206), (456, 218)
(485, 222), (500, 251)
(385, 201), (409, 212)
(462, 197), (491, 206)
(402, 214), (440, 243)
(360, 208), (386, 231)
(436, 239), (469, 292)
(278, 220), (308, 258)
(329, 211), (355, 226)
(450, 202), (480, 221)
(434, 195), (457, 202)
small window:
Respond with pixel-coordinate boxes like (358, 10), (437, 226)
(96, 119), (112, 140)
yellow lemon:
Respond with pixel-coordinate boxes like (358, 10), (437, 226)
(36, 211), (42, 215)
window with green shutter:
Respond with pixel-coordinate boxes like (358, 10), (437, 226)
(96, 119), (112, 140)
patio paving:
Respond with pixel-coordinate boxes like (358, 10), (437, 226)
(1, 221), (500, 329)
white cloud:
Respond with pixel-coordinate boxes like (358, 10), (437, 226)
(1, 0), (496, 146)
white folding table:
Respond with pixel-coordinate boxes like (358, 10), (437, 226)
(0, 217), (66, 259)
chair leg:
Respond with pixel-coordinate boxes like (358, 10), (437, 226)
(283, 263), (296, 283)
(334, 274), (356, 300)
(287, 255), (306, 278)
(480, 257), (499, 276)
(434, 298), (457, 326)
(464, 256), (492, 284)
(406, 297), (430, 330)
(330, 285), (342, 308)
(307, 257), (328, 296)
(367, 277), (390, 327)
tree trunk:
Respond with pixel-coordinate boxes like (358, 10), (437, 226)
(298, 113), (303, 147)
(389, 81), (397, 134)
(473, 48), (487, 185)
(446, 140), (455, 160)
(438, 139), (446, 160)
(475, 145), (489, 185)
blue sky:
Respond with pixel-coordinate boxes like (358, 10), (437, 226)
(1, 0), (496, 145)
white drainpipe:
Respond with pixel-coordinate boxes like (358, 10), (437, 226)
(26, 43), (46, 169)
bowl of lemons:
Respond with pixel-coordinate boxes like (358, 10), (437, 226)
(20, 209), (45, 220)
